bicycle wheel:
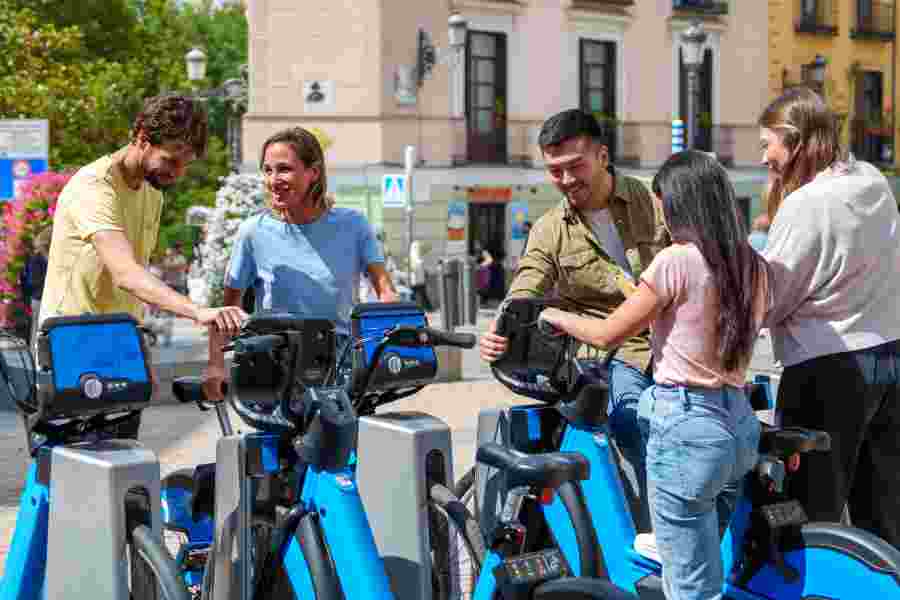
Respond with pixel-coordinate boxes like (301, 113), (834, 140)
(742, 522), (900, 598)
(429, 482), (486, 600)
(129, 524), (192, 600)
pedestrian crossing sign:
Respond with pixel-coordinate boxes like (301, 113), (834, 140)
(382, 174), (407, 208)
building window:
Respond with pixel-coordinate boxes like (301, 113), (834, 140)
(579, 39), (617, 159)
(795, 0), (838, 35)
(852, 70), (889, 163)
(466, 31), (507, 164)
(851, 0), (895, 39)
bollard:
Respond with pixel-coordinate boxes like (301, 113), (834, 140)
(444, 260), (461, 329)
(462, 259), (478, 326)
(436, 261), (450, 331)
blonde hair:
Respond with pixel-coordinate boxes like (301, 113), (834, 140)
(758, 87), (844, 218)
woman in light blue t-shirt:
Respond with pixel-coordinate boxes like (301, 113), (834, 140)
(204, 127), (397, 400)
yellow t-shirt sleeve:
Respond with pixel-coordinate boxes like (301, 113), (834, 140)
(72, 179), (125, 242)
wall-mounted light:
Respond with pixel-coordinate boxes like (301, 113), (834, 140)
(417, 13), (468, 88)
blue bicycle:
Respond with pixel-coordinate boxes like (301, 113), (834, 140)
(0, 314), (189, 600)
(161, 303), (481, 599)
(450, 298), (900, 599)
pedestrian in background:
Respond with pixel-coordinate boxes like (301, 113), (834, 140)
(409, 240), (432, 311)
(162, 243), (189, 296)
(760, 87), (900, 549)
(23, 225), (51, 346)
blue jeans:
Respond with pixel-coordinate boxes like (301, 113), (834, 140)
(608, 363), (761, 600)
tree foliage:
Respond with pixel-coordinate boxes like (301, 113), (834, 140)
(0, 0), (248, 256)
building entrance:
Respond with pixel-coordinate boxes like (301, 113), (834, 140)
(469, 202), (507, 303)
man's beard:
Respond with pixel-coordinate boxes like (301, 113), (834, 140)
(144, 171), (175, 191)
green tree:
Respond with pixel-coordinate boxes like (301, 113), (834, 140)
(11, 0), (140, 61)
(180, 0), (248, 140)
(0, 0), (248, 255)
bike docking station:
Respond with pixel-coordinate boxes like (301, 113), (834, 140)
(352, 303), (455, 600)
(165, 302), (475, 600)
(0, 314), (185, 600)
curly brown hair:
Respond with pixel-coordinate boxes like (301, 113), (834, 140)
(132, 94), (208, 158)
(259, 127), (327, 208)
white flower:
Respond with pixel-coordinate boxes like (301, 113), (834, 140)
(195, 174), (268, 306)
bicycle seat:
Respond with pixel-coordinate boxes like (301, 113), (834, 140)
(476, 442), (589, 489)
(759, 425), (831, 457)
(534, 577), (635, 600)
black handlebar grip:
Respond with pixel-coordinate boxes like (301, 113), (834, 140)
(233, 334), (285, 355)
(425, 328), (477, 349)
(537, 316), (564, 337)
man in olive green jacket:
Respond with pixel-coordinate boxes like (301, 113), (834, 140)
(480, 109), (668, 368)
(480, 109), (667, 532)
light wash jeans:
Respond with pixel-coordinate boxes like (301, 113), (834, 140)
(608, 362), (760, 600)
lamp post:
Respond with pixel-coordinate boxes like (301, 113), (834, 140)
(185, 48), (249, 173)
(401, 14), (468, 282)
(680, 21), (707, 151)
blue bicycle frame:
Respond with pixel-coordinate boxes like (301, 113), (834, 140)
(232, 432), (396, 600)
(510, 385), (900, 599)
(282, 449), (395, 598)
(0, 453), (51, 600)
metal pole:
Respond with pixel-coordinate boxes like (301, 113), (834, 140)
(687, 65), (698, 151)
(404, 146), (417, 287)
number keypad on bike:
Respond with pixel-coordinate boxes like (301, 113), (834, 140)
(760, 500), (808, 529)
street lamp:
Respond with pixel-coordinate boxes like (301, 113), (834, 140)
(185, 48), (248, 173)
(680, 21), (707, 150)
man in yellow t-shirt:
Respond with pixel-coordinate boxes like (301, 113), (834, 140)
(39, 95), (246, 434)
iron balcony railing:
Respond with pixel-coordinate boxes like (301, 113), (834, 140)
(672, 0), (729, 16)
(795, 0), (839, 34)
(852, 1), (895, 39)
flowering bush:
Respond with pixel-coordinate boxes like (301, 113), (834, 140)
(0, 171), (72, 328)
(196, 173), (267, 307)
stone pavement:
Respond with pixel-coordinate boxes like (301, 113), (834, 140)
(0, 310), (781, 573)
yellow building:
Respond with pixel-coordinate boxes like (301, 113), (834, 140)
(769, 0), (898, 166)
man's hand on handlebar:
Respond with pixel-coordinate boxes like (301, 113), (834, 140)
(480, 318), (508, 363)
(195, 306), (247, 336)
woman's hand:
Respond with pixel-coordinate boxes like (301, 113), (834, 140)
(538, 308), (569, 335)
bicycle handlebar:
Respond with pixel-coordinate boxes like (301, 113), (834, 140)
(423, 327), (477, 349)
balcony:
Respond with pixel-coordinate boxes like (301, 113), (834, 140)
(795, 0), (839, 35)
(672, 0), (729, 16)
(851, 1), (895, 40)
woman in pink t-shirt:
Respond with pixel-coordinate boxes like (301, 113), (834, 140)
(542, 151), (771, 600)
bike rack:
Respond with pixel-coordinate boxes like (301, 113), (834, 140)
(357, 412), (454, 599)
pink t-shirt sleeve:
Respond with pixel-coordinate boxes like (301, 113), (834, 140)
(639, 245), (688, 308)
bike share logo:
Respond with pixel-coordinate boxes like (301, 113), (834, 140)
(385, 353), (420, 375)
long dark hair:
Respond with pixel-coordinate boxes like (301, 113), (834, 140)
(758, 87), (843, 219)
(652, 151), (770, 371)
